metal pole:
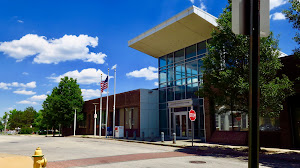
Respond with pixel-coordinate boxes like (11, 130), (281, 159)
(99, 74), (102, 137)
(74, 108), (77, 136)
(113, 68), (116, 138)
(106, 68), (109, 138)
(249, 0), (260, 167)
(4, 115), (8, 135)
(93, 104), (98, 137)
(192, 121), (194, 147)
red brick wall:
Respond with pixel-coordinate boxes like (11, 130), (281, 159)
(73, 89), (141, 136)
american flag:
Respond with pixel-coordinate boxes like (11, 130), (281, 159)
(101, 76), (108, 93)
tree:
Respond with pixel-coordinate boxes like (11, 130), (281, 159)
(42, 77), (84, 135)
(22, 107), (37, 126)
(283, 0), (300, 57)
(198, 0), (294, 129)
(8, 109), (24, 129)
(5, 107), (37, 131)
(32, 110), (47, 130)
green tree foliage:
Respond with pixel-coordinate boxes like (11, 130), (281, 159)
(3, 107), (37, 130)
(42, 77), (84, 131)
(283, 0), (300, 57)
(198, 1), (294, 119)
(0, 118), (4, 131)
(32, 110), (47, 130)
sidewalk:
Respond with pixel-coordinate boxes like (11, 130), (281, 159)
(71, 135), (300, 163)
(0, 153), (32, 168)
(74, 135), (300, 154)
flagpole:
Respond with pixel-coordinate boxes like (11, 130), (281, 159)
(113, 68), (116, 138)
(99, 74), (102, 137)
(105, 68), (109, 138)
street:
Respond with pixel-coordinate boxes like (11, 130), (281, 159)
(0, 135), (298, 168)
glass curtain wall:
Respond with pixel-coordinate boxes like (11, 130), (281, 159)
(158, 39), (208, 137)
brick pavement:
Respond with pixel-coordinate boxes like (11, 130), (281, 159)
(47, 152), (193, 168)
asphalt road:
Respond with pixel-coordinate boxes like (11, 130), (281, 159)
(0, 135), (298, 168)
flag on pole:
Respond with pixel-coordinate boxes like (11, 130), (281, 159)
(101, 76), (108, 92)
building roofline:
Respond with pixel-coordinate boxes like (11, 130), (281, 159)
(128, 6), (217, 47)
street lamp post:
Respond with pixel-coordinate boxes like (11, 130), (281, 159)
(93, 103), (99, 137)
(74, 108), (77, 136)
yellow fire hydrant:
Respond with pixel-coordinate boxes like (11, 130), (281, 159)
(32, 147), (47, 168)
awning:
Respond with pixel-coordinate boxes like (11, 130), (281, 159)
(128, 6), (218, 58)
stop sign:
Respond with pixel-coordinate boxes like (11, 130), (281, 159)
(189, 110), (196, 121)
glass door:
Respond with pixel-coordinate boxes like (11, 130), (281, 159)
(173, 112), (188, 138)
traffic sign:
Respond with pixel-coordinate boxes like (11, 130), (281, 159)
(189, 110), (196, 121)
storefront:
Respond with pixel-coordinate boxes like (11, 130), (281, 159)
(167, 99), (204, 140)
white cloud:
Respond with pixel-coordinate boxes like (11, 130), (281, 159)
(81, 89), (107, 100)
(199, 0), (207, 11)
(13, 90), (36, 95)
(154, 82), (158, 86)
(17, 100), (38, 105)
(49, 68), (109, 85)
(0, 34), (107, 64)
(7, 107), (14, 110)
(29, 94), (47, 101)
(17, 20), (24, 23)
(111, 64), (117, 69)
(270, 0), (288, 10)
(189, 0), (195, 3)
(22, 72), (29, 75)
(0, 81), (36, 90)
(279, 51), (288, 57)
(126, 66), (158, 80)
(270, 12), (286, 20)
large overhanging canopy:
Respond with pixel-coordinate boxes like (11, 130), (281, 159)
(128, 6), (218, 58)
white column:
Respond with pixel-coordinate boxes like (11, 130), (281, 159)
(224, 114), (229, 131)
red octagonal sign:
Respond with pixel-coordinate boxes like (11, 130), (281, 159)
(189, 109), (196, 121)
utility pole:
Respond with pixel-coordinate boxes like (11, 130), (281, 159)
(249, 0), (260, 167)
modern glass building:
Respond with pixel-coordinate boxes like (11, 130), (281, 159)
(129, 6), (217, 140)
(158, 40), (208, 139)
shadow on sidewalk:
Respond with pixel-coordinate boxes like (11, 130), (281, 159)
(175, 147), (300, 168)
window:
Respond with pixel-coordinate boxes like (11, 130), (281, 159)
(159, 69), (167, 84)
(159, 89), (166, 103)
(197, 41), (207, 55)
(215, 112), (249, 131)
(167, 87), (174, 101)
(186, 82), (198, 98)
(198, 59), (204, 74)
(159, 55), (167, 67)
(259, 116), (280, 131)
(167, 53), (173, 65)
(185, 44), (196, 59)
(174, 86), (185, 100)
(174, 49), (184, 62)
(167, 68), (174, 84)
(186, 60), (198, 77)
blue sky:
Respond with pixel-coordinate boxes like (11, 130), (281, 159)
(0, 0), (297, 117)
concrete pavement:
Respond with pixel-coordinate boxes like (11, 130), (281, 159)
(0, 135), (299, 168)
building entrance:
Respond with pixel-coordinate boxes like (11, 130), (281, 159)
(174, 112), (188, 138)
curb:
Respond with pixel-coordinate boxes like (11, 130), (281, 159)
(78, 135), (300, 163)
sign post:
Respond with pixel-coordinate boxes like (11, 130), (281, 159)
(189, 109), (196, 147)
(232, 0), (269, 167)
